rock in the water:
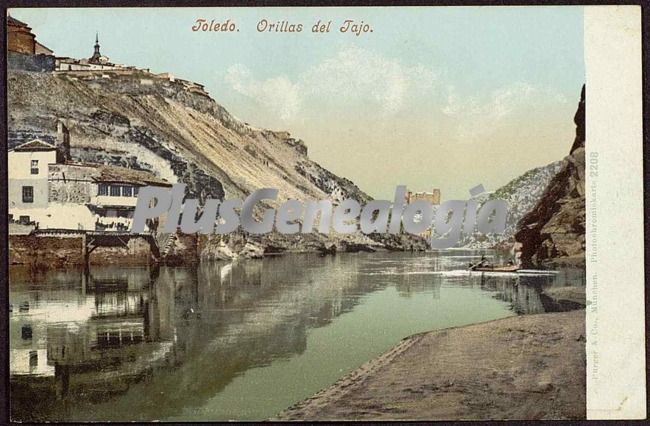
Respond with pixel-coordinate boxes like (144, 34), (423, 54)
(209, 240), (236, 261)
(338, 240), (376, 253)
(239, 242), (264, 259)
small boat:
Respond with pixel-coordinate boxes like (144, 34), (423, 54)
(469, 264), (519, 273)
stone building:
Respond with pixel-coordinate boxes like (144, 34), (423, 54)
(47, 162), (172, 232)
(7, 15), (55, 72)
(404, 188), (441, 242)
(7, 15), (52, 55)
(7, 15), (34, 54)
(405, 188), (441, 206)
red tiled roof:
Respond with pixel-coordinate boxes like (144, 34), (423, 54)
(12, 139), (56, 152)
(60, 162), (171, 186)
(7, 15), (29, 28)
(35, 41), (53, 55)
(93, 164), (172, 187)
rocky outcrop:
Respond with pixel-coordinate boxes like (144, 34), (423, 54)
(294, 160), (371, 205)
(459, 160), (564, 249)
(515, 86), (586, 267)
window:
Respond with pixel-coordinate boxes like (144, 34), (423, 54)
(30, 159), (39, 175)
(110, 185), (121, 197)
(121, 185), (132, 197)
(98, 183), (109, 196)
(29, 350), (38, 368)
(22, 186), (34, 203)
(133, 186), (139, 197)
(22, 325), (33, 340)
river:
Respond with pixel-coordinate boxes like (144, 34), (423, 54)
(9, 250), (584, 421)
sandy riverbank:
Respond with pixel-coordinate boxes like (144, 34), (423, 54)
(276, 309), (585, 421)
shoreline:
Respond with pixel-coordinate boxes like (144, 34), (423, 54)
(275, 309), (586, 421)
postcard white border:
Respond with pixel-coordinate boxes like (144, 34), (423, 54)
(585, 5), (645, 420)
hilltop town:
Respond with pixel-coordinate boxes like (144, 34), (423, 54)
(8, 15), (210, 94)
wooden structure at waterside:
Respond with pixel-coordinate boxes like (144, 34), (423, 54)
(33, 229), (160, 272)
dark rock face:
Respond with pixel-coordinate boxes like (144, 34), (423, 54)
(515, 85), (586, 267)
(570, 85), (586, 154)
(294, 160), (372, 204)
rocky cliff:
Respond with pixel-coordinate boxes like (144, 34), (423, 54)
(8, 69), (425, 259)
(459, 159), (564, 250)
(514, 86), (586, 267)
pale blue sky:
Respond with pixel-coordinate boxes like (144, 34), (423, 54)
(10, 7), (585, 199)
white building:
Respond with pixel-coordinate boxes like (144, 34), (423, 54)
(55, 34), (135, 72)
(48, 162), (172, 232)
(8, 139), (57, 227)
(8, 139), (171, 233)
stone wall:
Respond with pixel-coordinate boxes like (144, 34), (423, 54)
(9, 235), (84, 268)
(9, 235), (155, 267)
(48, 164), (96, 203)
(8, 52), (55, 72)
(90, 239), (153, 265)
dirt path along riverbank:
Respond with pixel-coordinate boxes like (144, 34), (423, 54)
(276, 310), (585, 420)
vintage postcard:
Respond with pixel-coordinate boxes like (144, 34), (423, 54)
(4, 5), (645, 422)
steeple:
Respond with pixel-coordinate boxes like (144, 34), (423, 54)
(90, 32), (101, 63)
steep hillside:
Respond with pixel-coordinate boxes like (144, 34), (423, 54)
(8, 70), (369, 204)
(515, 85), (586, 266)
(459, 160), (564, 249)
(8, 69), (426, 257)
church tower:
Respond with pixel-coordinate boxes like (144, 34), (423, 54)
(89, 33), (102, 63)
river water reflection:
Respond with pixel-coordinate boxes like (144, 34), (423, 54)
(9, 251), (585, 421)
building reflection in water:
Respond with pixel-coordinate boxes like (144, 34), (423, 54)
(9, 252), (584, 421)
(475, 267), (586, 314)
